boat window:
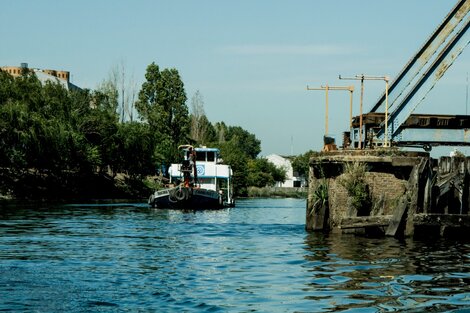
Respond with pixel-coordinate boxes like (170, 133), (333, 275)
(196, 152), (206, 162)
(199, 178), (215, 185)
(207, 152), (215, 162)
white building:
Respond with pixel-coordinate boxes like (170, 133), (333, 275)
(265, 154), (306, 188)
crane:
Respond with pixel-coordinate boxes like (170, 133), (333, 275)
(348, 0), (470, 150)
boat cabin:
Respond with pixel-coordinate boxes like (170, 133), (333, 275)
(185, 147), (219, 163)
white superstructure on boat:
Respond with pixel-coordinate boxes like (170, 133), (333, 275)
(149, 146), (234, 209)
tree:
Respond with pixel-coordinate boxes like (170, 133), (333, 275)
(214, 121), (227, 142)
(135, 62), (190, 165)
(0, 69), (15, 105)
(1, 61), (274, 199)
(96, 76), (118, 114)
(100, 61), (138, 123)
(225, 126), (261, 159)
(135, 62), (160, 126)
(190, 90), (205, 142)
(189, 91), (216, 145)
(78, 90), (120, 174)
(160, 68), (189, 147)
(199, 115), (216, 144)
(0, 100), (30, 171)
(212, 122), (261, 158)
(216, 140), (249, 196)
(115, 122), (154, 178)
(206, 122), (262, 195)
(292, 150), (315, 177)
(246, 158), (286, 187)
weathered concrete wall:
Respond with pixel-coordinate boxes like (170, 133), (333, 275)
(307, 150), (470, 238)
(326, 171), (407, 228)
(306, 150), (428, 236)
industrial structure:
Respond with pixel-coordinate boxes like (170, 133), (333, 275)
(344, 0), (470, 151)
(306, 0), (470, 238)
(1, 63), (80, 91)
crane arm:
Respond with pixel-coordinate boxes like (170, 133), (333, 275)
(370, 0), (470, 114)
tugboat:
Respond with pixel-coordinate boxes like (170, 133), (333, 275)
(148, 145), (234, 209)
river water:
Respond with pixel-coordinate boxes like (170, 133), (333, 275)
(0, 198), (469, 312)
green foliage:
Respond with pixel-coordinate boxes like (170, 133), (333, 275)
(200, 115), (217, 143)
(189, 90), (212, 143)
(214, 121), (228, 142)
(312, 178), (328, 210)
(135, 63), (190, 165)
(96, 79), (119, 113)
(215, 140), (250, 196)
(115, 122), (154, 178)
(224, 126), (261, 159)
(247, 186), (307, 198)
(339, 162), (372, 215)
(204, 121), (264, 196)
(0, 70), (15, 104)
(0, 100), (30, 170)
(247, 158), (286, 188)
(187, 91), (264, 196)
(308, 164), (329, 217)
(191, 114), (216, 144)
(0, 62), (269, 200)
(292, 150), (314, 177)
(0, 67), (160, 197)
(211, 122), (261, 158)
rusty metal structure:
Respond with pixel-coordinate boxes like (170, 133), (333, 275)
(348, 0), (470, 150)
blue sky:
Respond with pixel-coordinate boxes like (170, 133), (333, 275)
(2, 1), (469, 156)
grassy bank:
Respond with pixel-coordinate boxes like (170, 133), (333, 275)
(247, 186), (307, 198)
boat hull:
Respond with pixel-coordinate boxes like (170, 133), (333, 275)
(149, 187), (225, 210)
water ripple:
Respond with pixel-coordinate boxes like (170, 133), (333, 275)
(0, 198), (470, 312)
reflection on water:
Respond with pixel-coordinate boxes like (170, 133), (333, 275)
(0, 198), (469, 312)
(303, 234), (470, 312)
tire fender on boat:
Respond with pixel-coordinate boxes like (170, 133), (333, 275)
(174, 188), (188, 201)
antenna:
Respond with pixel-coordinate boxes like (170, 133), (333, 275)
(291, 135), (294, 156)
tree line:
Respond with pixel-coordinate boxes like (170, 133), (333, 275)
(0, 62), (288, 199)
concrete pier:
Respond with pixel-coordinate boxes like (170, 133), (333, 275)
(306, 150), (470, 238)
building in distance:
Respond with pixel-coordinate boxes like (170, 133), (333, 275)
(1, 63), (80, 90)
(265, 154), (306, 188)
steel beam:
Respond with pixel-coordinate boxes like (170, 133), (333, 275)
(370, 0), (470, 114)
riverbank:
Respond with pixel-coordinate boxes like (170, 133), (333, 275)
(0, 168), (308, 202)
(0, 169), (151, 202)
(247, 186), (307, 198)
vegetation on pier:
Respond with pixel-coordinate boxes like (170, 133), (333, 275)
(339, 162), (372, 216)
